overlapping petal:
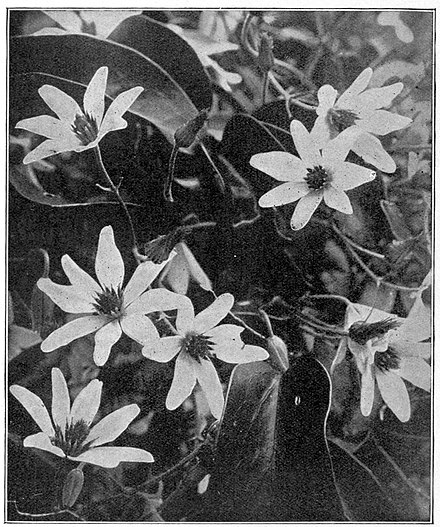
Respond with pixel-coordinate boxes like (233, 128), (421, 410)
(51, 368), (70, 432)
(352, 134), (396, 173)
(332, 163), (376, 191)
(166, 352), (197, 410)
(337, 68), (373, 107)
(142, 335), (182, 363)
(397, 358), (431, 392)
(322, 126), (361, 165)
(376, 370), (411, 422)
(38, 85), (82, 123)
(316, 85), (338, 115)
(83, 66), (107, 127)
(22, 138), (82, 164)
(124, 256), (174, 306)
(120, 313), (160, 347)
(290, 120), (322, 168)
(93, 321), (122, 367)
(14, 116), (73, 141)
(23, 432), (65, 458)
(195, 359), (224, 419)
(193, 293), (234, 333)
(69, 378), (102, 426)
(41, 315), (107, 352)
(61, 255), (100, 298)
(350, 83), (404, 112)
(37, 278), (95, 314)
(97, 87), (144, 140)
(356, 110), (412, 135)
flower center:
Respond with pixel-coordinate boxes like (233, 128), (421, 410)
(52, 419), (91, 457)
(182, 333), (214, 362)
(349, 318), (401, 345)
(72, 113), (98, 145)
(304, 165), (330, 190)
(92, 286), (124, 318)
(328, 108), (359, 132)
(374, 347), (401, 372)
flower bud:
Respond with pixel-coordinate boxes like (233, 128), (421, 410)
(258, 33), (274, 73)
(62, 467), (84, 509)
(266, 335), (289, 373)
(174, 109), (209, 149)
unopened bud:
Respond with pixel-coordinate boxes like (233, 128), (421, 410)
(266, 335), (289, 373)
(62, 467), (84, 509)
(258, 33), (274, 73)
(174, 109), (209, 149)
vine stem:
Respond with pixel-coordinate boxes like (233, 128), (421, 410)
(93, 146), (139, 252)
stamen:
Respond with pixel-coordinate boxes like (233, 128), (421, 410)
(349, 318), (401, 345)
(328, 108), (359, 132)
(52, 420), (91, 457)
(304, 165), (330, 190)
(375, 347), (401, 372)
(183, 333), (214, 363)
(92, 286), (124, 318)
(72, 113), (98, 145)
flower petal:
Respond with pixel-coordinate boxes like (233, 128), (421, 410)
(70, 379), (103, 426)
(179, 242), (213, 292)
(86, 404), (140, 446)
(61, 255), (101, 299)
(15, 115), (72, 141)
(331, 162), (376, 191)
(250, 152), (308, 182)
(376, 370), (411, 422)
(357, 110), (412, 135)
(258, 182), (310, 208)
(322, 126), (362, 165)
(126, 287), (191, 317)
(51, 368), (70, 432)
(316, 84), (338, 115)
(337, 68), (373, 108)
(142, 336), (182, 363)
(98, 87), (144, 140)
(290, 120), (322, 168)
(290, 191), (323, 230)
(120, 312), (159, 346)
(397, 304), (431, 343)
(41, 315), (106, 352)
(83, 67), (108, 128)
(93, 320), (122, 367)
(209, 325), (268, 364)
(22, 138), (82, 164)
(10, 385), (54, 436)
(310, 114), (333, 150)
(166, 352), (197, 410)
(352, 134), (396, 173)
(323, 187), (353, 214)
(360, 364), (375, 416)
(23, 432), (65, 458)
(194, 293), (234, 334)
(69, 446), (153, 468)
(350, 82), (404, 112)
(194, 359), (224, 419)
(124, 257), (173, 307)
(38, 85), (82, 124)
(396, 358), (430, 392)
(95, 226), (124, 290)
(37, 278), (95, 314)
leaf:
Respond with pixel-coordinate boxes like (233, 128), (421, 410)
(10, 33), (209, 142)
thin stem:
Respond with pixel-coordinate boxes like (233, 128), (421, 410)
(229, 310), (267, 341)
(200, 142), (226, 193)
(164, 144), (179, 202)
(94, 146), (138, 251)
(303, 294), (352, 306)
(332, 223), (385, 260)
(258, 309), (274, 337)
(10, 502), (85, 521)
(262, 71), (270, 105)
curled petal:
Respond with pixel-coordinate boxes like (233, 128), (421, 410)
(51, 368), (70, 432)
(258, 182), (309, 208)
(357, 110), (412, 135)
(10, 385), (54, 436)
(337, 68), (373, 108)
(360, 364), (375, 417)
(93, 320), (122, 367)
(323, 187), (352, 214)
(194, 359), (224, 419)
(61, 255), (100, 299)
(397, 358), (430, 392)
(352, 134), (396, 173)
(22, 138), (82, 164)
(194, 293), (234, 334)
(142, 336), (182, 363)
(290, 191), (323, 230)
(95, 226), (125, 290)
(316, 85), (338, 115)
(83, 66), (108, 128)
(376, 370), (411, 422)
(38, 85), (82, 124)
(98, 87), (144, 140)
(250, 152), (308, 182)
(37, 278), (95, 314)
(15, 115), (72, 141)
(41, 315), (106, 352)
(86, 404), (140, 447)
(24, 432), (65, 458)
(70, 379), (103, 426)
(124, 257), (173, 307)
(69, 446), (153, 468)
(332, 163), (376, 191)
(289, 120), (322, 168)
(166, 352), (196, 411)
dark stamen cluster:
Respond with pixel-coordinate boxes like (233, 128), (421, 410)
(305, 165), (329, 190)
(349, 318), (401, 345)
(328, 108), (359, 132)
(72, 113), (98, 145)
(52, 420), (91, 457)
(374, 347), (401, 372)
(92, 286), (124, 318)
(183, 333), (214, 363)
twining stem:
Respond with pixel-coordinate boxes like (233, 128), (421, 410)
(332, 223), (385, 259)
(164, 144), (179, 203)
(94, 146), (139, 251)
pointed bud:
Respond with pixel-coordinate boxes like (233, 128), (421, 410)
(266, 335), (289, 373)
(258, 33), (274, 73)
(62, 467), (84, 509)
(174, 109), (209, 149)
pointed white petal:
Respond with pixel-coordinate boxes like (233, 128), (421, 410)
(331, 162), (376, 191)
(322, 126), (362, 165)
(126, 287), (191, 317)
(161, 253), (190, 295)
(290, 191), (323, 230)
(166, 352), (197, 410)
(70, 379), (103, 426)
(51, 368), (70, 431)
(124, 258), (172, 306)
(23, 432), (65, 458)
(69, 446), (153, 467)
(396, 357), (430, 392)
(352, 134), (396, 173)
(38, 85), (82, 123)
(86, 404), (139, 446)
(310, 114), (333, 150)
(357, 111), (412, 135)
(258, 182), (310, 208)
(290, 120), (322, 168)
(337, 68), (373, 108)
(316, 84), (338, 115)
(142, 336), (182, 363)
(98, 87), (143, 140)
(37, 278), (95, 314)
(10, 385), (54, 436)
(250, 152), (308, 182)
(95, 226), (124, 290)
(323, 187), (352, 214)
(93, 320), (122, 366)
(194, 359), (224, 419)
(179, 242), (213, 291)
(194, 293), (234, 333)
(350, 83), (404, 112)
(61, 255), (101, 299)
(83, 67), (108, 128)
(21, 138), (82, 164)
(41, 315), (106, 352)
(15, 115), (72, 141)
(360, 364), (375, 416)
(376, 370), (411, 422)
(120, 312), (159, 346)
(206, 323), (244, 354)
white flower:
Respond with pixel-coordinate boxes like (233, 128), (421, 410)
(310, 67), (412, 173)
(15, 66), (143, 164)
(336, 301), (430, 422)
(250, 120), (376, 230)
(38, 225), (188, 367)
(10, 368), (153, 468)
(141, 293), (268, 419)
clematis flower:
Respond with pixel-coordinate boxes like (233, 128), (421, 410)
(141, 293), (268, 419)
(335, 301), (431, 422)
(310, 67), (412, 173)
(15, 66), (143, 165)
(10, 368), (153, 468)
(250, 120), (376, 230)
(37, 225), (189, 367)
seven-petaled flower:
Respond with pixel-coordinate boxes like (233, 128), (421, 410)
(250, 120), (376, 230)
(10, 368), (153, 468)
(15, 66), (143, 165)
(310, 67), (412, 173)
(38, 225), (188, 367)
(141, 293), (268, 419)
(335, 301), (431, 422)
